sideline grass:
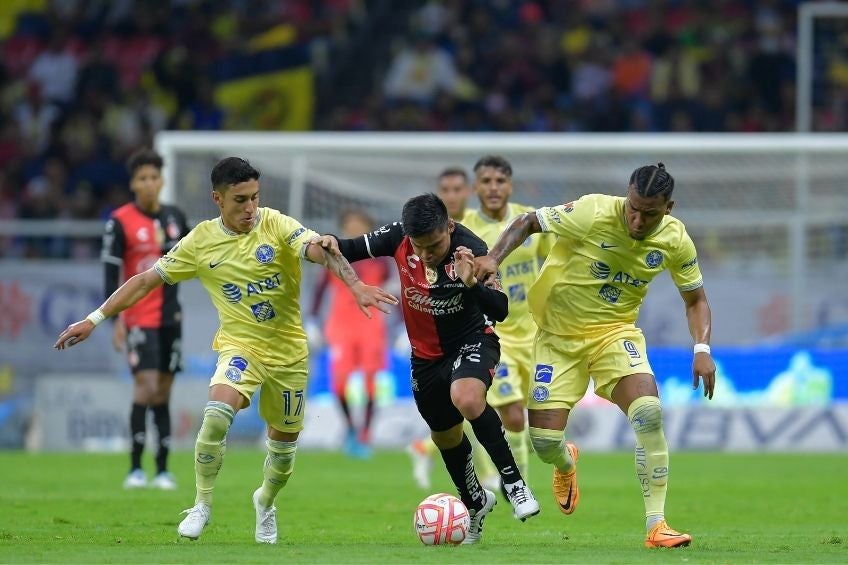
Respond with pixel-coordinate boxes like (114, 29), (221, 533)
(0, 450), (845, 563)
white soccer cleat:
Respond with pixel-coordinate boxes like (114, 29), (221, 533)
(123, 469), (147, 489)
(504, 480), (541, 522)
(461, 489), (497, 545)
(253, 488), (278, 544)
(177, 502), (210, 540)
(151, 472), (177, 490)
(405, 441), (433, 490)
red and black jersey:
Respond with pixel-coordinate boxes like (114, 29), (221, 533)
(101, 203), (190, 328)
(337, 222), (507, 361)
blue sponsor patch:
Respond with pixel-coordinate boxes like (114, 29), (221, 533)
(508, 283), (526, 302)
(598, 284), (621, 304)
(645, 250), (663, 268)
(225, 367), (242, 383)
(532, 386), (549, 402)
(534, 364), (553, 383)
(498, 382), (513, 396)
(495, 363), (509, 378)
(251, 301), (276, 322)
(228, 356), (248, 371)
(255, 244), (276, 264)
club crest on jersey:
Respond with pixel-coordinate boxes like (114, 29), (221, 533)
(225, 367), (242, 383)
(532, 386), (549, 402)
(444, 262), (458, 281)
(425, 266), (438, 284)
(645, 250), (663, 268)
(255, 244), (275, 264)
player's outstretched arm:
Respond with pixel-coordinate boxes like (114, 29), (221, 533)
(474, 211), (542, 283)
(681, 286), (716, 399)
(305, 239), (398, 318)
(54, 268), (165, 350)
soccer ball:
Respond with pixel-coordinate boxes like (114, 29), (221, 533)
(413, 493), (470, 545)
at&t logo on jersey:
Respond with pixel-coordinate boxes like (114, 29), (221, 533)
(534, 364), (553, 383)
(222, 283), (242, 303)
(255, 244), (276, 264)
(589, 261), (610, 280)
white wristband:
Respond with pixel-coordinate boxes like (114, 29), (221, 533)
(86, 308), (106, 326)
(693, 343), (711, 355)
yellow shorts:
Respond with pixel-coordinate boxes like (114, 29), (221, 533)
(211, 347), (308, 433)
(487, 340), (532, 408)
(529, 326), (654, 410)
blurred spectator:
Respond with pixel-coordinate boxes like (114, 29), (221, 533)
(5, 0), (847, 259)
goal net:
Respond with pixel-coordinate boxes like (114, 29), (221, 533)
(155, 132), (848, 346)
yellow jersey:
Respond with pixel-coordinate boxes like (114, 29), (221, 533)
(462, 203), (552, 346)
(531, 194), (703, 336)
(154, 207), (319, 365)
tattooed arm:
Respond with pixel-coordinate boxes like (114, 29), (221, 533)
(305, 239), (398, 317)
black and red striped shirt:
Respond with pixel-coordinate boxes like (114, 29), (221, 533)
(337, 222), (507, 360)
(101, 203), (189, 328)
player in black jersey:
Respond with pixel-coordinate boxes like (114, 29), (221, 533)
(315, 193), (540, 543)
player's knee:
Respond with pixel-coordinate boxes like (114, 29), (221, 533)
(529, 427), (564, 464)
(198, 401), (235, 443)
(450, 389), (485, 420)
(498, 403), (526, 432)
(266, 439), (297, 476)
(628, 396), (663, 435)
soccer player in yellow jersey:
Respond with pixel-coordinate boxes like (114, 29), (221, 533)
(462, 156), (552, 494)
(436, 166), (473, 221)
(475, 163), (716, 548)
(55, 157), (398, 544)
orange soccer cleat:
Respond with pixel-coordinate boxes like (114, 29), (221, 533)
(644, 520), (692, 548)
(552, 441), (579, 515)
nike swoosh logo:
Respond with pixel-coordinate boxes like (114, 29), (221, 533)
(600, 242), (617, 249)
(209, 260), (225, 269)
(284, 419), (297, 425)
(629, 361), (644, 367)
(560, 484), (573, 511)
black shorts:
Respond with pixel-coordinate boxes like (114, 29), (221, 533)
(126, 326), (182, 374)
(410, 331), (500, 433)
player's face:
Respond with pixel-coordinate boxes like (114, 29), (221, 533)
(624, 185), (673, 240)
(474, 166), (512, 216)
(437, 174), (471, 220)
(342, 214), (372, 238)
(213, 179), (260, 233)
(130, 165), (163, 213)
(409, 220), (455, 268)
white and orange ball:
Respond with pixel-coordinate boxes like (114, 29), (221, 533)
(413, 493), (470, 545)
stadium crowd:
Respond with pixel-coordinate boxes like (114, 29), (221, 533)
(2, 0), (846, 258)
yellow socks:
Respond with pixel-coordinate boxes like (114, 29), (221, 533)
(258, 438), (298, 508)
(194, 401), (234, 505)
(628, 396), (669, 526)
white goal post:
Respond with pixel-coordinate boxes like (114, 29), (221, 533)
(155, 132), (848, 343)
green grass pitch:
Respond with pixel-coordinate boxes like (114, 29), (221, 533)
(0, 450), (845, 563)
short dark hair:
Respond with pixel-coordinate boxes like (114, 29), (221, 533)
(211, 157), (260, 191)
(629, 162), (674, 200)
(473, 155), (512, 177)
(402, 193), (449, 238)
(127, 148), (163, 177)
(438, 167), (468, 182)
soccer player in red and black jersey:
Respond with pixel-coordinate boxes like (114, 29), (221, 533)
(316, 193), (541, 544)
(101, 148), (190, 490)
